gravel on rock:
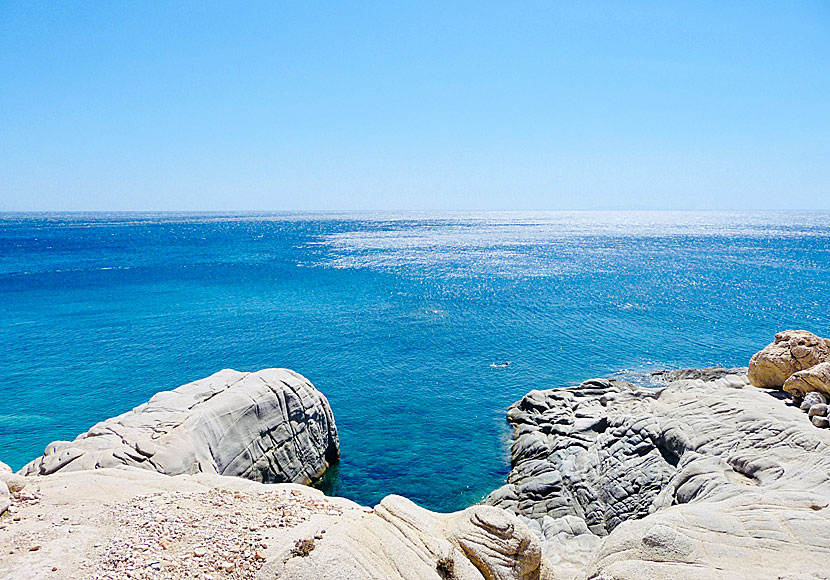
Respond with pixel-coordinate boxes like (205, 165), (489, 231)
(82, 488), (342, 580)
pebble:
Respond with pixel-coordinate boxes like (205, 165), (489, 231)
(76, 488), (341, 580)
(811, 415), (830, 428)
(808, 403), (828, 417)
(801, 392), (827, 411)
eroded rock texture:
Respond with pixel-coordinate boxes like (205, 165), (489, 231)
(20, 368), (339, 485)
(263, 494), (546, 580)
(487, 370), (830, 579)
(0, 468), (548, 580)
(784, 361), (830, 398)
(748, 329), (830, 388)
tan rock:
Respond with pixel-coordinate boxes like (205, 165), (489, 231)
(748, 330), (830, 388)
(783, 361), (830, 398)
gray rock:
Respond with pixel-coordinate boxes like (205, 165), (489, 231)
(20, 368), (339, 485)
(808, 403), (828, 417)
(488, 369), (830, 579)
(801, 391), (826, 410)
(653, 366), (747, 383)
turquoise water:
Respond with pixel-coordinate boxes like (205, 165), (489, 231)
(1, 211), (829, 511)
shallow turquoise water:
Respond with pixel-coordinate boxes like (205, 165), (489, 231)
(1, 211), (829, 511)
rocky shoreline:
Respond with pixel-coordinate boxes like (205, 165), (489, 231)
(4, 331), (830, 579)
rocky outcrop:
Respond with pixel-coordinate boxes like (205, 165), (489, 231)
(487, 370), (830, 580)
(0, 468), (546, 580)
(20, 368), (339, 485)
(784, 360), (830, 398)
(264, 494), (546, 580)
(748, 329), (830, 388)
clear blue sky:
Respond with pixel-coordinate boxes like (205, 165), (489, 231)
(1, 1), (828, 211)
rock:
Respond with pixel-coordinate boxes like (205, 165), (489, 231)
(748, 330), (830, 388)
(808, 403), (829, 418)
(0, 468), (548, 580)
(0, 481), (9, 515)
(261, 493), (547, 580)
(0, 470), (27, 493)
(0, 461), (11, 473)
(488, 369), (830, 579)
(784, 361), (830, 398)
(20, 368), (339, 485)
(811, 415), (830, 428)
(800, 391), (826, 411)
(653, 367), (747, 383)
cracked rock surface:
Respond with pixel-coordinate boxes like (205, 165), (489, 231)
(486, 369), (830, 580)
(19, 368), (340, 485)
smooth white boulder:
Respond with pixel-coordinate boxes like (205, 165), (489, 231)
(20, 368), (339, 485)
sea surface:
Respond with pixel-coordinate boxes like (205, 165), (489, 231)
(1, 211), (829, 511)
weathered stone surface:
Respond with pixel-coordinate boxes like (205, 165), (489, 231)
(811, 415), (830, 428)
(487, 370), (830, 579)
(784, 361), (830, 398)
(0, 468), (548, 580)
(748, 330), (830, 388)
(0, 479), (9, 515)
(262, 493), (547, 580)
(19, 368), (339, 485)
(800, 391), (826, 410)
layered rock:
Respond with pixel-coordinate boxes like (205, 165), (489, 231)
(0, 468), (546, 580)
(784, 360), (830, 398)
(264, 493), (546, 580)
(20, 368), (339, 485)
(487, 370), (830, 579)
(748, 329), (830, 388)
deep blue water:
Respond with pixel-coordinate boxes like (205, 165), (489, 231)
(1, 211), (829, 512)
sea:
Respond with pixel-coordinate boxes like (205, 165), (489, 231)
(1, 211), (829, 512)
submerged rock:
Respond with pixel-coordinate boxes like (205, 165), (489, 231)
(20, 368), (339, 485)
(748, 330), (830, 388)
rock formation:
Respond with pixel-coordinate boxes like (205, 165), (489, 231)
(784, 360), (830, 398)
(0, 468), (546, 580)
(487, 370), (830, 579)
(263, 493), (546, 580)
(748, 329), (830, 388)
(19, 368), (340, 485)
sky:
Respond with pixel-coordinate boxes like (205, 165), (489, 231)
(1, 1), (829, 211)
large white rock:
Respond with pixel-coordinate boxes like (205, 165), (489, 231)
(488, 370), (830, 579)
(19, 368), (339, 485)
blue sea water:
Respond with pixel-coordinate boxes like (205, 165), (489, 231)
(1, 211), (829, 512)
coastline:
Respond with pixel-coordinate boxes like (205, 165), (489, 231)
(4, 332), (830, 579)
